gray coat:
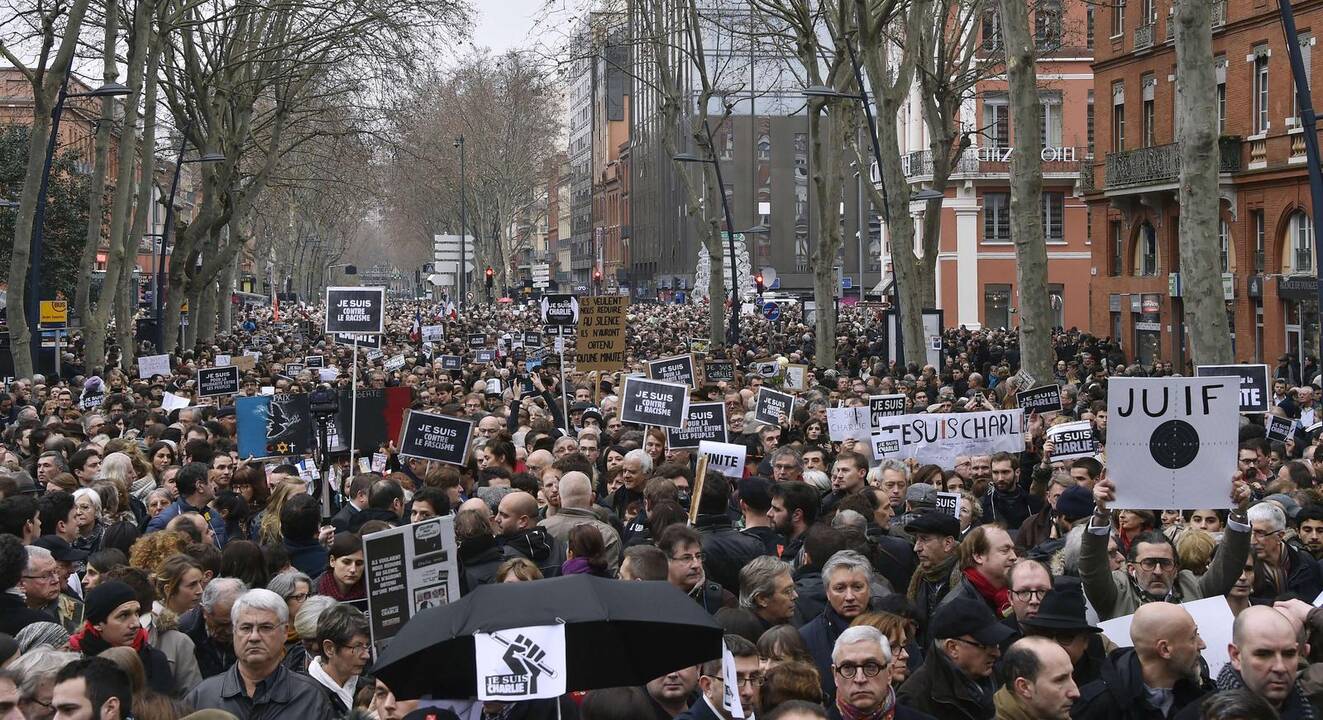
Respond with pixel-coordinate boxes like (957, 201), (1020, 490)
(148, 619), (203, 698)
(185, 662), (335, 720)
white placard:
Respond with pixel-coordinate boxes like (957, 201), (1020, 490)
(318, 368), (340, 382)
(827, 407), (871, 442)
(870, 409), (1025, 467)
(1046, 420), (1098, 462)
(1098, 596), (1235, 679)
(475, 624), (567, 701)
(161, 392), (191, 412)
(935, 491), (962, 518)
(1106, 377), (1239, 510)
(721, 643), (745, 718)
(699, 440), (747, 479)
(215, 354), (232, 367)
(421, 324), (445, 342)
(384, 354), (406, 372)
(138, 354), (170, 379)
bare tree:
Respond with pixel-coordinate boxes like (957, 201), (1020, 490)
(73, 0), (117, 332)
(997, 0), (1053, 384)
(0, 0), (94, 378)
(1174, 0), (1231, 363)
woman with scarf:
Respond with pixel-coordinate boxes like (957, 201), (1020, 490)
(70, 488), (106, 556)
(316, 533), (366, 602)
(68, 580), (175, 696)
(560, 524), (610, 577)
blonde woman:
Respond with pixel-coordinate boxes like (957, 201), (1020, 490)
(101, 440), (156, 503)
(256, 479), (307, 546)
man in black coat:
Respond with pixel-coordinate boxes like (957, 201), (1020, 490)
(328, 474), (372, 532)
(0, 534), (56, 636)
(692, 470), (763, 594)
(897, 597), (1014, 720)
(178, 577), (245, 679)
(677, 635), (759, 720)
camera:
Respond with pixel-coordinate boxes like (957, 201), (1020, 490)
(310, 385), (340, 417)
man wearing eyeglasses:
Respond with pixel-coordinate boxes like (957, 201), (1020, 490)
(829, 625), (933, 720)
(1081, 476), (1251, 621)
(679, 634), (761, 720)
(898, 596), (1014, 720)
(1246, 501), (1323, 602)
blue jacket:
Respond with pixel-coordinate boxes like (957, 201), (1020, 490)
(146, 498), (227, 546)
(800, 607), (853, 702)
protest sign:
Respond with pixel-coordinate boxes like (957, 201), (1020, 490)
(1046, 421), (1097, 462)
(648, 355), (696, 387)
(474, 349), (496, 364)
(1099, 596), (1235, 679)
(304, 355), (325, 368)
(161, 392), (191, 412)
(420, 324), (445, 342)
(235, 394), (315, 459)
(325, 286), (385, 334)
(283, 363), (305, 377)
(753, 387), (795, 426)
(467, 333), (487, 349)
(935, 491), (962, 519)
(336, 387), (412, 454)
(868, 395), (906, 428)
(1016, 385), (1064, 415)
(703, 360), (735, 383)
(540, 294), (580, 326)
(620, 376), (690, 430)
(523, 331), (541, 348)
(233, 355), (257, 372)
(666, 402), (728, 449)
(1106, 377), (1239, 510)
(332, 332), (383, 350)
(1267, 415), (1296, 443)
(215, 354), (231, 366)
(720, 643), (746, 719)
(784, 364), (808, 391)
(870, 409), (1025, 467)
(699, 440), (747, 479)
(138, 354), (170, 379)
(688, 338), (711, 354)
(475, 624), (567, 701)
(398, 411), (473, 465)
(384, 354), (406, 372)
(440, 355), (463, 370)
(576, 295), (629, 371)
(197, 366), (240, 398)
(827, 406), (871, 442)
(1195, 364), (1271, 414)
(363, 515), (460, 646)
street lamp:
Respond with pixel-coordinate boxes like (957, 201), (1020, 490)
(675, 128), (743, 347)
(155, 123), (224, 353)
(26, 79), (131, 367)
(454, 135), (467, 309)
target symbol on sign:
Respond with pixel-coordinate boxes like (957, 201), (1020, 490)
(1149, 419), (1201, 470)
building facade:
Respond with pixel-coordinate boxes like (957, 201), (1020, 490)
(1085, 0), (1320, 370)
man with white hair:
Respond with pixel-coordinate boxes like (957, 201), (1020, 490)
(1246, 501), (1323, 602)
(830, 625), (931, 720)
(185, 589), (333, 720)
(179, 578), (247, 679)
(538, 471), (620, 571)
(611, 448), (652, 520)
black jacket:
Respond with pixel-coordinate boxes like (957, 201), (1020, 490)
(827, 705), (936, 720)
(500, 526), (563, 578)
(896, 645), (996, 720)
(1252, 541), (1323, 604)
(0, 591), (56, 636)
(869, 527), (918, 594)
(694, 513), (765, 593)
(178, 607), (238, 680)
(328, 501), (362, 533)
(980, 485), (1042, 537)
(675, 696), (723, 720)
(284, 538), (329, 579)
(800, 606), (852, 702)
(793, 566), (826, 622)
(458, 535), (508, 594)
(742, 525), (783, 557)
(1073, 647), (1212, 720)
(347, 507), (399, 534)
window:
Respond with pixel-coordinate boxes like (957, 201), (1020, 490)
(1043, 192), (1065, 242)
(1087, 6), (1095, 49)
(756, 132), (770, 160)
(985, 284), (1012, 329)
(1219, 220), (1231, 273)
(1295, 35), (1313, 119)
(718, 124), (734, 160)
(984, 95), (1010, 148)
(1141, 75), (1156, 147)
(982, 9), (1001, 50)
(1049, 284), (1065, 328)
(1112, 0), (1125, 36)
(1036, 0), (1062, 48)
(984, 193), (1011, 242)
(1087, 91), (1095, 157)
(1254, 49), (1270, 135)
(1040, 92), (1063, 148)
(1110, 220), (1123, 276)
(1141, 0), (1156, 25)
(1291, 211), (1314, 272)
(1138, 222), (1157, 276)
(1217, 78), (1227, 134)
(1254, 209), (1265, 273)
(1112, 82), (1126, 151)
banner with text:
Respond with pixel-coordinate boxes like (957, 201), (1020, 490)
(871, 408), (1026, 467)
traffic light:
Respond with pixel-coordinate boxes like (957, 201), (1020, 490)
(755, 273), (765, 295)
(485, 266), (494, 288)
(593, 268), (603, 286)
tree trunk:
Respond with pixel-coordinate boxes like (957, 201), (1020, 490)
(1175, 0), (1232, 364)
(999, 0), (1055, 385)
(75, 1), (118, 341)
(810, 107), (849, 367)
(218, 249), (236, 331)
(197, 277), (218, 344)
(112, 237), (134, 372)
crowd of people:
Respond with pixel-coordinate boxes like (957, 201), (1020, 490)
(0, 297), (1317, 720)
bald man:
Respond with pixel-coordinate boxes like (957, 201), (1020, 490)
(538, 472), (620, 572)
(1074, 603), (1211, 720)
(496, 491), (561, 575)
(1170, 606), (1309, 719)
(996, 637), (1079, 720)
(525, 450), (555, 480)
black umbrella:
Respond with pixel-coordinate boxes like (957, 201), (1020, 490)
(371, 574), (724, 700)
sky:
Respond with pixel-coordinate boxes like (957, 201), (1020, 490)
(466, 0), (569, 56)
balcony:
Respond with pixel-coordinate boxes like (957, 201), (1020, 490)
(1103, 137), (1242, 190)
(1212, 0), (1226, 27)
(1134, 23), (1155, 50)
(901, 146), (1087, 180)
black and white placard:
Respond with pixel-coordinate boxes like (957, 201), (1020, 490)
(1267, 415), (1296, 443)
(666, 402), (728, 449)
(523, 331), (541, 348)
(474, 624), (567, 701)
(540, 294), (580, 326)
(753, 387), (795, 426)
(421, 324), (445, 342)
(474, 349), (496, 364)
(467, 333), (487, 349)
(649, 355), (696, 388)
(935, 491), (961, 518)
(703, 360), (735, 383)
(1194, 364), (1271, 414)
(1046, 420), (1098, 461)
(699, 440), (747, 479)
(332, 332), (383, 350)
(325, 286), (385, 334)
(197, 366), (240, 398)
(869, 394), (906, 429)
(397, 410), (473, 465)
(1016, 385), (1064, 415)
(1106, 377), (1239, 509)
(304, 355), (325, 368)
(440, 355), (463, 370)
(620, 376), (691, 430)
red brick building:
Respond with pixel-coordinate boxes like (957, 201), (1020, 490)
(1085, 0), (1323, 370)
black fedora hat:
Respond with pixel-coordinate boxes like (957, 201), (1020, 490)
(1021, 577), (1101, 635)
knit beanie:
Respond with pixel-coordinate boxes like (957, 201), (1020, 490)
(84, 581), (137, 625)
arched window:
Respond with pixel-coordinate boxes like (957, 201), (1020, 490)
(1219, 220), (1231, 274)
(1291, 211), (1314, 273)
(1135, 222), (1158, 276)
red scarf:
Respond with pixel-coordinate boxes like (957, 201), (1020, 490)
(68, 622), (148, 654)
(963, 567), (1011, 617)
(835, 687), (897, 720)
